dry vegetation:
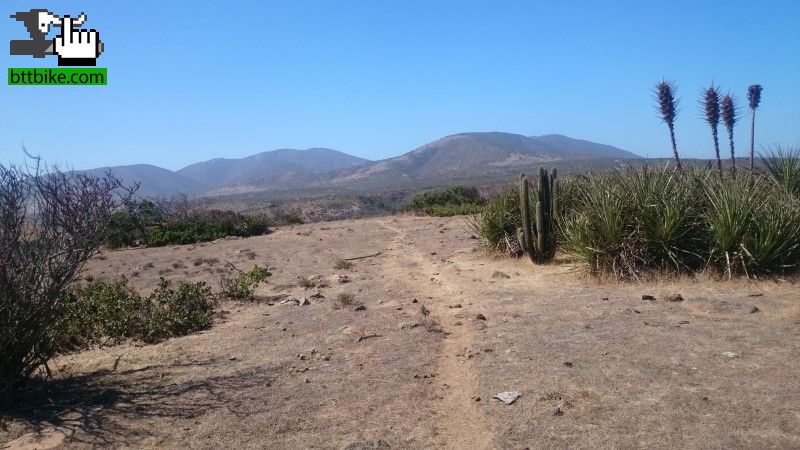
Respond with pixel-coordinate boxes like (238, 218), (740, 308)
(2, 215), (798, 448)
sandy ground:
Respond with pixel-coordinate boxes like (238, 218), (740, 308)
(2, 215), (799, 449)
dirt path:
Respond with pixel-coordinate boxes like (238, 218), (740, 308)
(377, 220), (493, 449)
(2, 215), (799, 449)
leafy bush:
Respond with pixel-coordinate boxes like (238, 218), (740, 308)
(220, 265), (271, 299)
(103, 200), (162, 248)
(404, 186), (483, 216)
(57, 277), (214, 349)
(146, 212), (270, 247)
(103, 202), (271, 248)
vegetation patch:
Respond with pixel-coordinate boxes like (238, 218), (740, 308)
(58, 277), (214, 350)
(220, 265), (271, 299)
(403, 186), (484, 216)
(103, 200), (271, 248)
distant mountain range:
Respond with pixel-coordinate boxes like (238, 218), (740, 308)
(80, 132), (640, 198)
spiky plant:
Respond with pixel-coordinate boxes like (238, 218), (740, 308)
(747, 84), (763, 178)
(721, 94), (739, 176)
(654, 81), (682, 171)
(702, 85), (722, 175)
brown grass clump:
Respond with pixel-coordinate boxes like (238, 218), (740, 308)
(193, 257), (219, 266)
(333, 293), (355, 309)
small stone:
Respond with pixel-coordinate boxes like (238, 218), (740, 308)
(553, 407), (564, 416)
(476, 314), (487, 321)
(297, 297), (310, 306)
(338, 275), (351, 284)
(642, 295), (656, 301)
(353, 304), (366, 311)
(748, 306), (760, 314)
(310, 291), (324, 299)
(601, 297), (609, 301)
(722, 351), (739, 358)
(412, 298), (418, 303)
(665, 294), (684, 302)
(492, 271), (511, 279)
(493, 391), (521, 405)
(563, 361), (573, 367)
(449, 303), (462, 309)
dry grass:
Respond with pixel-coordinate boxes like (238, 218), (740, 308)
(333, 293), (356, 309)
(333, 259), (353, 270)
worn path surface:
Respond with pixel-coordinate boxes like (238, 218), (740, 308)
(3, 215), (799, 449)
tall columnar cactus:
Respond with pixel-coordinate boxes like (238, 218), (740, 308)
(721, 94), (738, 176)
(519, 167), (558, 264)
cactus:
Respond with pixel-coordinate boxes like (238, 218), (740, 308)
(519, 167), (558, 264)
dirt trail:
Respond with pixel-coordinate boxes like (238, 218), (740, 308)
(3, 215), (799, 449)
(377, 220), (493, 449)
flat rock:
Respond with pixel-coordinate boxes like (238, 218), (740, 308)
(493, 391), (522, 405)
(492, 270), (511, 279)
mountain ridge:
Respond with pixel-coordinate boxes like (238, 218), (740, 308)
(77, 132), (640, 197)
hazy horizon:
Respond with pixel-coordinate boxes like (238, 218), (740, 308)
(2, 0), (798, 171)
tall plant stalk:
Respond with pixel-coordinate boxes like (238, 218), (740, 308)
(655, 81), (681, 171)
(702, 85), (722, 175)
(747, 84), (763, 181)
(721, 94), (738, 176)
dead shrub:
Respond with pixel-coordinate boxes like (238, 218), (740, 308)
(333, 293), (356, 309)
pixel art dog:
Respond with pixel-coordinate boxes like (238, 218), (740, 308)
(10, 9), (104, 66)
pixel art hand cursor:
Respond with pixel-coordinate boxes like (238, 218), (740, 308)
(9, 9), (104, 66)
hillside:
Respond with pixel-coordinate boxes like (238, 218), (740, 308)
(331, 132), (639, 184)
(78, 164), (209, 198)
(177, 148), (370, 190)
(75, 133), (640, 198)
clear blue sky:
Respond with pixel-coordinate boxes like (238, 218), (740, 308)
(2, 0), (798, 170)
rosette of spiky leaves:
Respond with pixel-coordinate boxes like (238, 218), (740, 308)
(702, 85), (722, 174)
(721, 94), (739, 175)
(747, 84), (763, 176)
(654, 81), (681, 170)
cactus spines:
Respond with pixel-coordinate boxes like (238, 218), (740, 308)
(519, 167), (558, 264)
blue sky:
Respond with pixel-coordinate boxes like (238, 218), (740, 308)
(1, 0), (798, 170)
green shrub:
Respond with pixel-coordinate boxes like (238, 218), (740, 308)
(404, 186), (483, 216)
(220, 265), (272, 299)
(57, 277), (214, 350)
(470, 186), (521, 253)
(145, 212), (270, 247)
(761, 146), (800, 200)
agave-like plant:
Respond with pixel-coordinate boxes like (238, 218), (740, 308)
(721, 94), (738, 176)
(654, 81), (682, 171)
(747, 84), (763, 178)
(702, 85), (722, 175)
(760, 145), (800, 200)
